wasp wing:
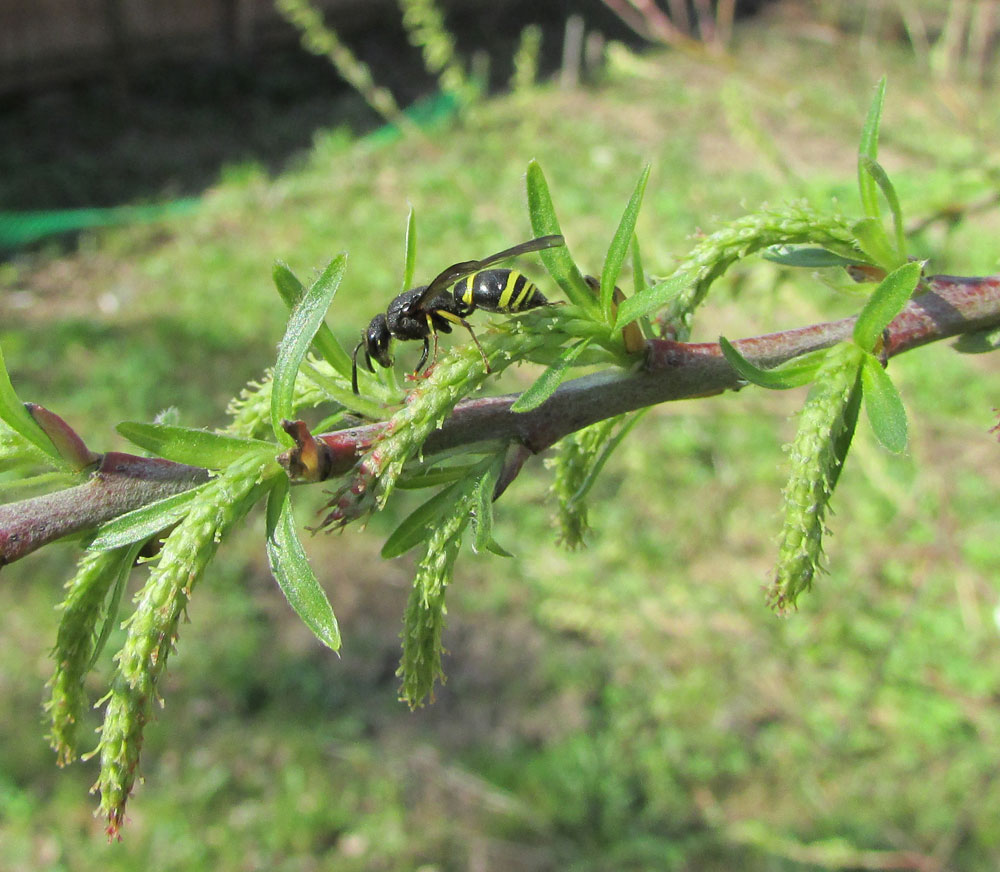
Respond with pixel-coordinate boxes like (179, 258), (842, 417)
(413, 235), (565, 309)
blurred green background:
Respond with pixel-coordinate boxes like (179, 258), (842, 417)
(2, 2), (1000, 869)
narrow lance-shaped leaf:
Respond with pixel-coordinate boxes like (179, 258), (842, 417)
(402, 204), (418, 292)
(397, 461), (485, 490)
(117, 422), (274, 468)
(472, 455), (512, 557)
(719, 337), (828, 390)
(525, 160), (601, 318)
(381, 477), (467, 559)
(629, 234), (653, 341)
(859, 155), (906, 260)
(852, 260), (921, 352)
(299, 361), (387, 421)
(601, 165), (650, 324)
(569, 409), (648, 507)
(828, 369), (862, 493)
(614, 269), (695, 331)
(851, 217), (898, 271)
(87, 541), (146, 670)
(510, 338), (591, 413)
(762, 246), (865, 269)
(858, 76), (887, 220)
(271, 254), (347, 444)
(265, 478), (341, 650)
(861, 354), (908, 453)
(953, 327), (1000, 354)
(272, 261), (355, 380)
(89, 483), (212, 551)
(631, 233), (648, 294)
(0, 341), (61, 465)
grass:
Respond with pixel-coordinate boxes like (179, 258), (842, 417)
(3, 15), (1000, 870)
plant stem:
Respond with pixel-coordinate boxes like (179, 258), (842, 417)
(3, 272), (998, 568)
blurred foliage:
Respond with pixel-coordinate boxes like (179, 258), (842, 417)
(2, 11), (1000, 871)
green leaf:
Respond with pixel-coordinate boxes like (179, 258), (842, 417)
(861, 354), (907, 453)
(116, 422), (274, 468)
(471, 456), (510, 556)
(851, 217), (898, 270)
(299, 361), (390, 421)
(401, 205), (417, 292)
(381, 478), (466, 559)
(852, 260), (921, 352)
(631, 234), (648, 294)
(525, 160), (601, 319)
(762, 246), (864, 268)
(828, 368), (862, 492)
(273, 261), (355, 381)
(397, 462), (484, 489)
(859, 155), (906, 258)
(952, 327), (1000, 353)
(613, 270), (694, 331)
(0, 342), (61, 465)
(87, 541), (145, 670)
(858, 77), (887, 220)
(483, 537), (514, 558)
(511, 338), (591, 413)
(601, 165), (650, 323)
(271, 254), (347, 444)
(719, 338), (829, 390)
(569, 409), (648, 507)
(89, 483), (212, 551)
(265, 478), (341, 650)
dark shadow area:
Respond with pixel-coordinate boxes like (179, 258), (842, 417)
(0, 0), (644, 213)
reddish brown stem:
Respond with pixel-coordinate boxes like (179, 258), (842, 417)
(0, 453), (209, 566)
(2, 273), (999, 568)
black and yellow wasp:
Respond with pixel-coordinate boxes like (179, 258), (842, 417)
(351, 234), (564, 394)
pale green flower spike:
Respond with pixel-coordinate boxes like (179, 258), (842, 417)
(397, 473), (480, 707)
(91, 454), (273, 836)
(358, 325), (556, 513)
(226, 358), (363, 440)
(663, 204), (859, 337)
(549, 416), (629, 549)
(47, 547), (134, 766)
(769, 345), (863, 612)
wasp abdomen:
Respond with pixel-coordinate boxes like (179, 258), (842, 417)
(455, 269), (547, 314)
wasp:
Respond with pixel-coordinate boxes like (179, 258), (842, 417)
(351, 234), (565, 394)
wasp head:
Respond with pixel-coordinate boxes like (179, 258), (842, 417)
(364, 313), (393, 368)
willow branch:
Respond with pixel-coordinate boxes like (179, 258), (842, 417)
(2, 273), (998, 567)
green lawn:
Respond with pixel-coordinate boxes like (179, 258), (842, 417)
(2, 16), (1000, 871)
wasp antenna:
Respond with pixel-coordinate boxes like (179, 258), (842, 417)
(351, 340), (363, 395)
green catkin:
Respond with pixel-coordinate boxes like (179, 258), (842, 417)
(225, 359), (339, 439)
(46, 548), (131, 766)
(663, 204), (859, 337)
(511, 24), (543, 94)
(92, 456), (271, 837)
(768, 345), (862, 612)
(274, 0), (403, 125)
(398, 0), (470, 103)
(548, 417), (620, 549)
(360, 326), (554, 509)
(397, 481), (475, 707)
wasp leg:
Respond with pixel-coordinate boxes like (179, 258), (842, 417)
(457, 317), (491, 374)
(432, 311), (491, 374)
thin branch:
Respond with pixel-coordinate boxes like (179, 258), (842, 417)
(0, 453), (209, 566)
(2, 273), (998, 568)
